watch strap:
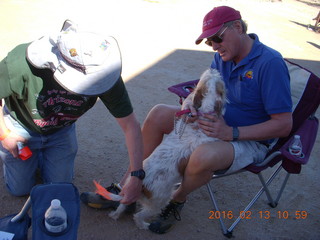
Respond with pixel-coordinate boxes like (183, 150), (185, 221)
(131, 169), (145, 180)
(233, 127), (239, 141)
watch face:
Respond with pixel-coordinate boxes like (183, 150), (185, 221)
(139, 170), (145, 179)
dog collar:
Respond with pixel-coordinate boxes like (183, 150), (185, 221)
(175, 109), (215, 117)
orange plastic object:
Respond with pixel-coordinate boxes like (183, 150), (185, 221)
(93, 180), (122, 201)
(18, 145), (32, 161)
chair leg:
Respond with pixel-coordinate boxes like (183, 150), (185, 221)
(11, 197), (31, 223)
(228, 165), (285, 232)
(206, 164), (289, 237)
(257, 165), (290, 208)
(206, 182), (233, 238)
(258, 165), (282, 207)
(275, 172), (290, 204)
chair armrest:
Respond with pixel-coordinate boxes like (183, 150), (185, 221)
(280, 116), (319, 165)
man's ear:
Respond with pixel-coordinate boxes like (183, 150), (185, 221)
(233, 20), (243, 34)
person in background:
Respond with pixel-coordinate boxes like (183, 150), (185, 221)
(312, 10), (320, 32)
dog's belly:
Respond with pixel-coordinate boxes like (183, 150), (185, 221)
(142, 125), (216, 199)
(142, 132), (188, 198)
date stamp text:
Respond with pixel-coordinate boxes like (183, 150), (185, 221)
(208, 210), (308, 220)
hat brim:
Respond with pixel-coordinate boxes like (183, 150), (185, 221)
(27, 35), (121, 96)
(195, 25), (223, 45)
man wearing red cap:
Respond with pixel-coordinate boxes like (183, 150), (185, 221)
(142, 6), (292, 234)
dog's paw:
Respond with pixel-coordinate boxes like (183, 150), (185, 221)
(134, 219), (150, 230)
(133, 213), (150, 230)
(108, 210), (120, 220)
(108, 203), (126, 220)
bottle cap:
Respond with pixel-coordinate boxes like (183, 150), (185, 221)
(51, 199), (61, 208)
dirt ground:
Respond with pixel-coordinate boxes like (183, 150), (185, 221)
(0, 0), (320, 239)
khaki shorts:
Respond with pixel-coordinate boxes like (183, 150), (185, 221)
(223, 141), (270, 174)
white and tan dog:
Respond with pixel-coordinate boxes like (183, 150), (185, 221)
(108, 68), (226, 229)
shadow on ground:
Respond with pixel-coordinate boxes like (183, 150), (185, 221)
(74, 49), (320, 239)
(0, 49), (319, 240)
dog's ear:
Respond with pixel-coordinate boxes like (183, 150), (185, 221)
(214, 80), (225, 117)
(193, 81), (207, 110)
(193, 92), (202, 110)
(215, 80), (225, 99)
(214, 100), (223, 117)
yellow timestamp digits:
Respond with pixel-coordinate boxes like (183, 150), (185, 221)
(257, 210), (308, 219)
(208, 210), (308, 220)
(208, 211), (234, 220)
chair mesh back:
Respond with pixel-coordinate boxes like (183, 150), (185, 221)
(262, 60), (320, 173)
(274, 60), (320, 149)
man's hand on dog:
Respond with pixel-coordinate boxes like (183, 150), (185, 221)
(197, 114), (232, 141)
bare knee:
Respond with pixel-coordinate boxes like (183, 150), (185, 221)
(142, 104), (178, 134)
(187, 142), (234, 174)
(142, 104), (180, 158)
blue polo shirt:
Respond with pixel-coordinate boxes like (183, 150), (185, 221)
(211, 34), (292, 128)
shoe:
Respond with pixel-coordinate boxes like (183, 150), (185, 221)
(148, 200), (185, 234)
(80, 183), (136, 213)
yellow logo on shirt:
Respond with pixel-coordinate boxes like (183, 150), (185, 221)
(245, 70), (253, 79)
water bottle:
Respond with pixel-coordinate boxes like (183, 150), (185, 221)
(44, 199), (67, 233)
(288, 135), (302, 157)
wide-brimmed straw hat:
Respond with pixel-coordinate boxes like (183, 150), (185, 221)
(27, 20), (122, 96)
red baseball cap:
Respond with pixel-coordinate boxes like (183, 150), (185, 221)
(195, 6), (241, 45)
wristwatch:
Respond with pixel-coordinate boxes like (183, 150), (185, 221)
(131, 169), (146, 180)
(232, 127), (239, 141)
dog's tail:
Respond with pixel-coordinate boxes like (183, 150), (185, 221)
(93, 180), (123, 201)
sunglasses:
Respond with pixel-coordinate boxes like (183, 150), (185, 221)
(205, 26), (229, 46)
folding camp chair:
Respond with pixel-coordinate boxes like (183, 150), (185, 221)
(0, 211), (30, 240)
(8, 182), (80, 240)
(168, 59), (320, 237)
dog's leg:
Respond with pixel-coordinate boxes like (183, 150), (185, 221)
(133, 206), (160, 230)
(133, 209), (152, 230)
(108, 203), (127, 220)
(133, 195), (171, 230)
